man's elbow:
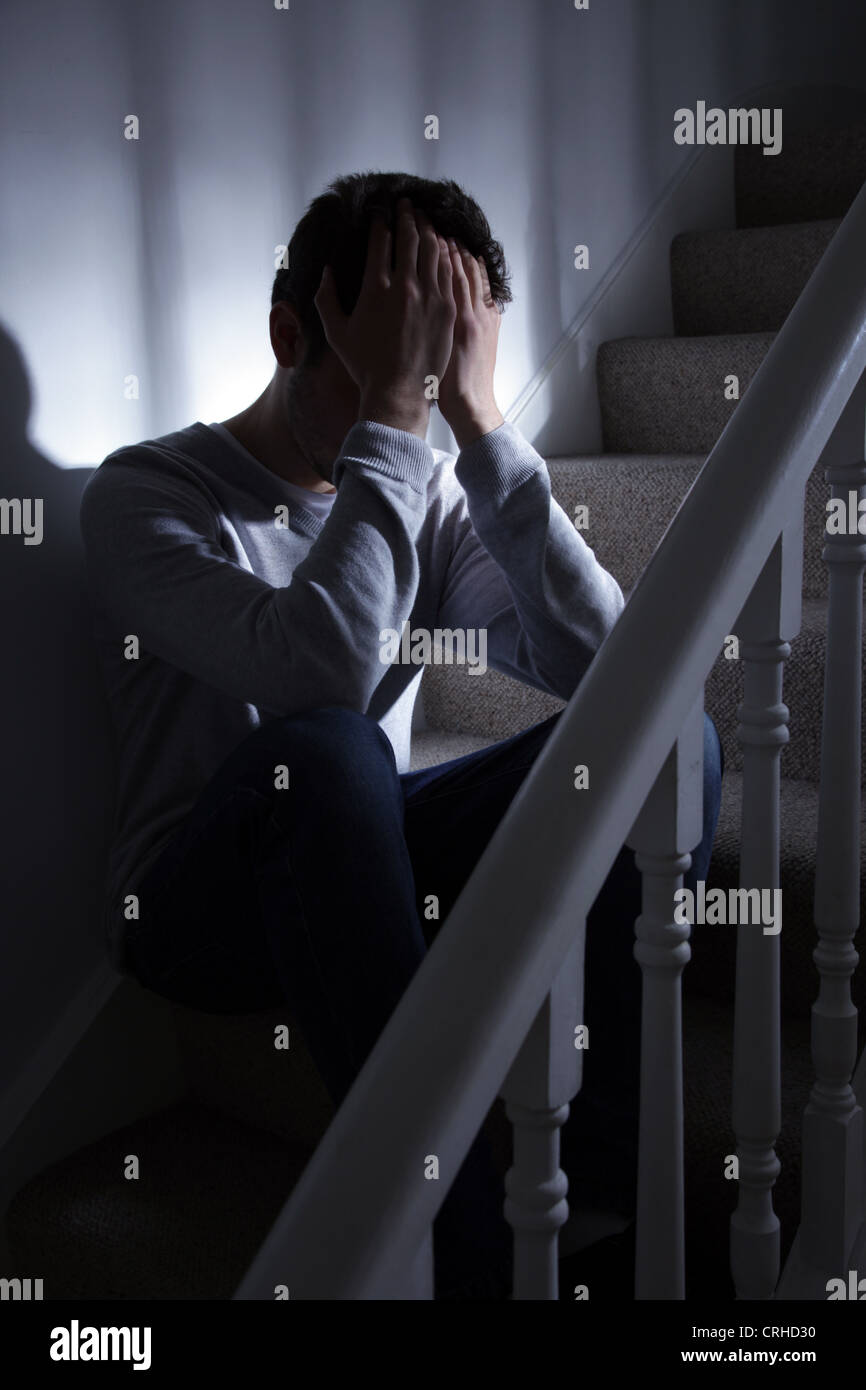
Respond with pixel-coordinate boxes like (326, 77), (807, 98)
(590, 575), (626, 649)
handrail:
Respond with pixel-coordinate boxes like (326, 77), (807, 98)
(236, 181), (866, 1299)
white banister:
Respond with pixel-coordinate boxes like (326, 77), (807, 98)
(729, 517), (802, 1299)
(501, 935), (583, 1300)
(800, 445), (866, 1270)
(235, 181), (866, 1301)
(627, 695), (704, 1300)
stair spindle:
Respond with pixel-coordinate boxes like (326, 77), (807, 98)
(626, 695), (704, 1300)
(730, 517), (802, 1299)
(501, 936), (583, 1299)
(800, 454), (866, 1270)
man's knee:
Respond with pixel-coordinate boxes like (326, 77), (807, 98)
(220, 705), (397, 800)
(278, 703), (393, 751)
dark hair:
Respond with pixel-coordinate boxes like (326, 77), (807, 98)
(272, 171), (512, 365)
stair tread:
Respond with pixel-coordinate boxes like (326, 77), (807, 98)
(674, 218), (840, 246)
(601, 330), (777, 348)
(6, 1101), (309, 1299)
(5, 1002), (819, 1302)
(547, 452), (706, 464)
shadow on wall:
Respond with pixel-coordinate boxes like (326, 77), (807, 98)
(0, 323), (115, 1110)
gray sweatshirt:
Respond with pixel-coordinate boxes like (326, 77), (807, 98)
(80, 417), (624, 966)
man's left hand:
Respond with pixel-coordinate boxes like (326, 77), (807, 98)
(435, 237), (505, 450)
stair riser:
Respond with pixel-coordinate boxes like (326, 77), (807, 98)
(597, 335), (774, 454)
(547, 458), (832, 601)
(671, 221), (839, 336)
(735, 124), (866, 228)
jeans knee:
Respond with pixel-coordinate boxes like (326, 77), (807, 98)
(255, 711), (394, 789)
(285, 704), (387, 740)
(223, 705), (396, 800)
(287, 704), (396, 768)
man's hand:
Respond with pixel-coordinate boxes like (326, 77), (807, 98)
(314, 197), (456, 439)
(436, 238), (504, 450)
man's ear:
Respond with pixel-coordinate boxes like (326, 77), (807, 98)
(269, 301), (306, 369)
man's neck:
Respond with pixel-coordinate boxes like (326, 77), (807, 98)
(219, 383), (336, 493)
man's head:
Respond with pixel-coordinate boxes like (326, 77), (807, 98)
(256, 172), (510, 485)
(271, 171), (512, 370)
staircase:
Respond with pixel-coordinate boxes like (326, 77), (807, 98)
(6, 118), (866, 1301)
(416, 119), (866, 1296)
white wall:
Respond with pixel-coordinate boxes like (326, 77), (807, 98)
(4, 0), (866, 463)
(0, 0), (864, 1122)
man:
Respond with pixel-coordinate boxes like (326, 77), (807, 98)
(80, 171), (722, 1298)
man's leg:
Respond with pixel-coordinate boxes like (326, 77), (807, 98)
(124, 705), (509, 1295)
(126, 706), (430, 1105)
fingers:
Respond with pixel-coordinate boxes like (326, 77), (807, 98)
(395, 201), (454, 309)
(416, 209), (442, 296)
(446, 237), (472, 317)
(361, 217), (393, 293)
(457, 248), (485, 309)
(393, 196), (420, 281)
(446, 241), (495, 317)
(434, 232), (455, 305)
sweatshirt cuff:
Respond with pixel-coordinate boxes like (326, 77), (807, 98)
(334, 420), (435, 493)
(454, 420), (542, 503)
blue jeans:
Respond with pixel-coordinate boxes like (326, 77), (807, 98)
(125, 706), (723, 1296)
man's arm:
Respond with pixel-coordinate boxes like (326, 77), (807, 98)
(435, 424), (624, 699)
(433, 236), (623, 695)
(80, 422), (436, 717)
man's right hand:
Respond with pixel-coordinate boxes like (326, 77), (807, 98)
(313, 196), (457, 438)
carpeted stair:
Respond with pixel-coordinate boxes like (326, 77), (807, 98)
(6, 116), (866, 1302)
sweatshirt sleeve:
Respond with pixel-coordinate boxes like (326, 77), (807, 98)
(79, 421), (435, 717)
(436, 420), (624, 698)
